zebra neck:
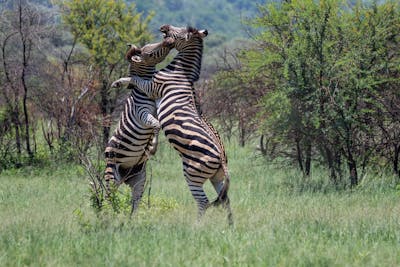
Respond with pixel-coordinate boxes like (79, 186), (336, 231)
(163, 41), (203, 82)
(129, 65), (156, 79)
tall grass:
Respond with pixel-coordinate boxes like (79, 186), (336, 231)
(1, 139), (400, 266)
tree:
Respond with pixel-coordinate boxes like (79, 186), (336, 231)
(226, 0), (400, 185)
(0, 0), (53, 164)
(59, 0), (153, 145)
(204, 45), (267, 146)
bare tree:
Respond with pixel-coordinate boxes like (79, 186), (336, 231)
(205, 46), (268, 146)
(0, 0), (53, 160)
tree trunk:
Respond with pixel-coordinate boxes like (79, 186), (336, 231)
(394, 144), (400, 180)
(22, 70), (32, 158)
(324, 146), (337, 183)
(304, 141), (311, 176)
(238, 119), (245, 147)
(19, 1), (33, 158)
(348, 158), (358, 187)
(13, 113), (22, 156)
(101, 79), (110, 147)
(259, 134), (267, 156)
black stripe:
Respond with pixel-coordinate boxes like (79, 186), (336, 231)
(167, 136), (220, 160)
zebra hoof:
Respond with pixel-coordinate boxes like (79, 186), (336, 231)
(148, 146), (157, 156)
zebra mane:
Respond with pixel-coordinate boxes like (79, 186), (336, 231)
(186, 26), (198, 34)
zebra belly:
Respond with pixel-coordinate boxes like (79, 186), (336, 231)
(106, 136), (149, 168)
(117, 156), (146, 168)
(159, 106), (222, 178)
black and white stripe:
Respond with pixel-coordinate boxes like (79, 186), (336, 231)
(117, 25), (233, 223)
(105, 39), (173, 213)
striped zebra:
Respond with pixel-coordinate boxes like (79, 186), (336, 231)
(112, 25), (233, 224)
(105, 38), (174, 214)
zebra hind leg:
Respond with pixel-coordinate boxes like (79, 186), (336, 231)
(185, 175), (210, 220)
(104, 150), (120, 197)
(122, 165), (147, 216)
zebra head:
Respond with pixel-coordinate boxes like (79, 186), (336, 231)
(125, 44), (141, 61)
(125, 39), (174, 66)
(160, 24), (208, 51)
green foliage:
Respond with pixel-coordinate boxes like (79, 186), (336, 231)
(258, 89), (291, 138)
(57, 0), (155, 146)
(226, 0), (400, 183)
(60, 0), (153, 66)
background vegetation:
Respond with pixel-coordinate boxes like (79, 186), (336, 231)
(204, 0), (400, 187)
(1, 0), (398, 185)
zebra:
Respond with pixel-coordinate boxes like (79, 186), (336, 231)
(104, 37), (174, 214)
(112, 25), (233, 224)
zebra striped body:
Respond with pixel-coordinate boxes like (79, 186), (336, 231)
(105, 39), (173, 213)
(118, 25), (233, 223)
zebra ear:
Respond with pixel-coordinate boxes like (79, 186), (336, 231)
(131, 55), (143, 63)
(127, 44), (138, 49)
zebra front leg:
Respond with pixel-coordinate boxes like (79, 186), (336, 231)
(148, 126), (160, 156)
(147, 118), (161, 156)
(149, 98), (162, 155)
(140, 111), (161, 156)
(111, 77), (132, 88)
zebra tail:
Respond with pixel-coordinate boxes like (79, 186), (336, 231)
(212, 162), (230, 206)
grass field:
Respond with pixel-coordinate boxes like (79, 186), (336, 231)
(1, 140), (400, 266)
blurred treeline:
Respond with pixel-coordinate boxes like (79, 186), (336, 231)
(204, 0), (400, 186)
(0, 0), (399, 187)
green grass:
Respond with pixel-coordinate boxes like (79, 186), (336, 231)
(1, 140), (400, 266)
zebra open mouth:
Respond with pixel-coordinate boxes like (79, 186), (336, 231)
(160, 24), (170, 38)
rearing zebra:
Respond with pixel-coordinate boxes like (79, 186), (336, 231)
(105, 38), (174, 214)
(112, 25), (233, 224)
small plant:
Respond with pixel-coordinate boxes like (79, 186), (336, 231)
(79, 152), (109, 213)
(73, 208), (93, 232)
(101, 186), (132, 214)
(140, 195), (179, 213)
(395, 184), (400, 195)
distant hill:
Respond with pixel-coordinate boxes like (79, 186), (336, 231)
(131, 0), (267, 40)
(23, 0), (267, 76)
(130, 0), (268, 77)
(24, 0), (266, 43)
